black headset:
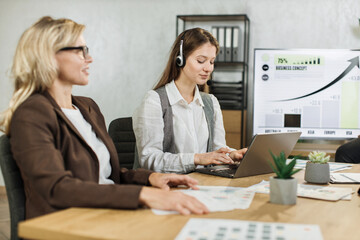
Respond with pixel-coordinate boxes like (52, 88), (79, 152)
(176, 33), (186, 67)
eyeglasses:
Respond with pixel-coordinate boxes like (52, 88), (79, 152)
(58, 46), (90, 60)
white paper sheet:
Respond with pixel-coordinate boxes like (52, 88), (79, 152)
(175, 218), (323, 240)
(152, 186), (255, 215)
(247, 180), (353, 201)
(288, 159), (353, 172)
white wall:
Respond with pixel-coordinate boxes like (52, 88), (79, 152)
(0, 0), (359, 185)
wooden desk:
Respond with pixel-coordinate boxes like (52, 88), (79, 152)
(291, 142), (344, 160)
(19, 165), (360, 240)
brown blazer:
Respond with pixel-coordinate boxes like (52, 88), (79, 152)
(10, 91), (153, 219)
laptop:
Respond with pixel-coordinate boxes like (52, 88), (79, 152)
(195, 132), (301, 178)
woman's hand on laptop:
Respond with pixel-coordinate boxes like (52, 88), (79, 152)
(229, 148), (248, 161)
(194, 147), (234, 165)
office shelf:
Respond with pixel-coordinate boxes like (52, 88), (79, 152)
(176, 14), (249, 24)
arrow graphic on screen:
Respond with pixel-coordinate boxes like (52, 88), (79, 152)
(276, 56), (360, 102)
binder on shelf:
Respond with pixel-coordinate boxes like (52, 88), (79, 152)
(232, 27), (242, 62)
(225, 27), (232, 62)
(211, 27), (218, 62)
(217, 27), (225, 62)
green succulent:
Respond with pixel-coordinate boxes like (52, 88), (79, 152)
(268, 151), (301, 179)
(308, 151), (330, 164)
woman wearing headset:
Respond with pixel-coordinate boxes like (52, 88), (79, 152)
(133, 28), (247, 173)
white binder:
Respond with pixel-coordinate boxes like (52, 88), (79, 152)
(232, 27), (242, 62)
(217, 27), (225, 62)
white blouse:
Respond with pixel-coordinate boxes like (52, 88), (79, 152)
(62, 106), (114, 184)
(132, 80), (231, 173)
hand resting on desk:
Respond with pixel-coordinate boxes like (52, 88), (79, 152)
(148, 172), (199, 191)
(139, 173), (209, 215)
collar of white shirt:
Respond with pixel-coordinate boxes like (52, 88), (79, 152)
(165, 80), (205, 107)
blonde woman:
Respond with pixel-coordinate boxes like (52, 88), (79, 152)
(133, 28), (247, 173)
(0, 16), (208, 219)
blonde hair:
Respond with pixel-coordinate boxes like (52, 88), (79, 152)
(0, 16), (85, 135)
(154, 28), (219, 90)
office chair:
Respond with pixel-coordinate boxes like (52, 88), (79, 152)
(108, 117), (136, 169)
(0, 135), (25, 240)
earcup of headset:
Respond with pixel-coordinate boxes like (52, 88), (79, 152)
(176, 55), (183, 67)
(176, 55), (185, 67)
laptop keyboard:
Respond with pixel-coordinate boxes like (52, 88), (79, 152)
(197, 166), (237, 178)
(211, 168), (236, 177)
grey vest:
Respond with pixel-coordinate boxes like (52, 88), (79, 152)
(133, 86), (215, 169)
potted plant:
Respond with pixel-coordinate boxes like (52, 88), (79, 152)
(268, 151), (301, 205)
(304, 151), (330, 184)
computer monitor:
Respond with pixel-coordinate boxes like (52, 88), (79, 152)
(253, 48), (360, 140)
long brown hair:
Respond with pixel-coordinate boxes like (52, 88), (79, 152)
(0, 16), (85, 135)
(154, 27), (219, 90)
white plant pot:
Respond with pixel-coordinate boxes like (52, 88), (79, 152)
(304, 162), (330, 184)
(269, 177), (297, 205)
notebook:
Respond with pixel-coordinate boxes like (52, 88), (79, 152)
(196, 132), (301, 178)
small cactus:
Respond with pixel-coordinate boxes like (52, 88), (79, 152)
(308, 151), (330, 164)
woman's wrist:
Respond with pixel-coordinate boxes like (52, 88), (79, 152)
(194, 153), (202, 165)
(139, 186), (151, 206)
(148, 172), (160, 186)
(229, 151), (236, 160)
